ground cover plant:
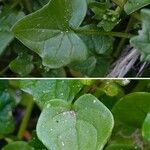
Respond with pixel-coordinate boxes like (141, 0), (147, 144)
(0, 0), (150, 77)
(0, 79), (150, 149)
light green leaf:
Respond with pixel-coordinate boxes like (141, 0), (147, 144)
(130, 9), (150, 61)
(2, 141), (34, 150)
(124, 0), (150, 14)
(112, 92), (150, 128)
(37, 94), (114, 150)
(12, 0), (88, 68)
(19, 80), (83, 107)
(142, 112), (150, 142)
(9, 53), (34, 76)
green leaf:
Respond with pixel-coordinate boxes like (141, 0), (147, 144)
(0, 81), (15, 136)
(19, 80), (83, 107)
(0, 31), (14, 55)
(124, 0), (150, 14)
(37, 94), (114, 150)
(112, 92), (150, 128)
(80, 25), (114, 54)
(89, 3), (120, 31)
(105, 144), (140, 150)
(0, 10), (24, 55)
(72, 56), (110, 77)
(130, 9), (150, 61)
(142, 112), (150, 142)
(2, 141), (34, 150)
(42, 68), (66, 78)
(12, 0), (88, 68)
(9, 53), (34, 76)
(29, 131), (48, 150)
(97, 10), (120, 32)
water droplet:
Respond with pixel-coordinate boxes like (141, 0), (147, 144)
(111, 17), (116, 22)
(61, 141), (65, 146)
(47, 103), (51, 108)
(60, 93), (64, 96)
(93, 100), (96, 103)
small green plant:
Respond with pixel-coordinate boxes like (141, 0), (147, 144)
(0, 79), (150, 150)
(0, 0), (150, 77)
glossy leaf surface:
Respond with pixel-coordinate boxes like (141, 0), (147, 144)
(37, 94), (114, 150)
(12, 0), (88, 68)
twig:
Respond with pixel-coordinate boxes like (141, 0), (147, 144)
(107, 47), (139, 77)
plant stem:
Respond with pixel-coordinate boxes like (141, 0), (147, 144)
(22, 0), (32, 13)
(0, 65), (9, 76)
(111, 0), (126, 7)
(74, 28), (133, 38)
(132, 12), (141, 21)
(17, 99), (34, 139)
(114, 16), (135, 57)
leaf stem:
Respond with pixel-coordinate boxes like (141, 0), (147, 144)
(0, 65), (9, 76)
(17, 98), (34, 139)
(74, 28), (133, 38)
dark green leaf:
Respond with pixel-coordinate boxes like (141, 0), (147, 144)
(37, 94), (114, 150)
(112, 92), (150, 128)
(80, 25), (114, 54)
(12, 0), (88, 68)
(9, 53), (34, 76)
(29, 131), (48, 150)
(72, 56), (110, 77)
(42, 68), (66, 78)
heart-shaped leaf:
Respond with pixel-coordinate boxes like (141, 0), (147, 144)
(37, 94), (114, 150)
(130, 9), (150, 61)
(19, 80), (83, 107)
(12, 0), (88, 68)
(112, 92), (150, 128)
